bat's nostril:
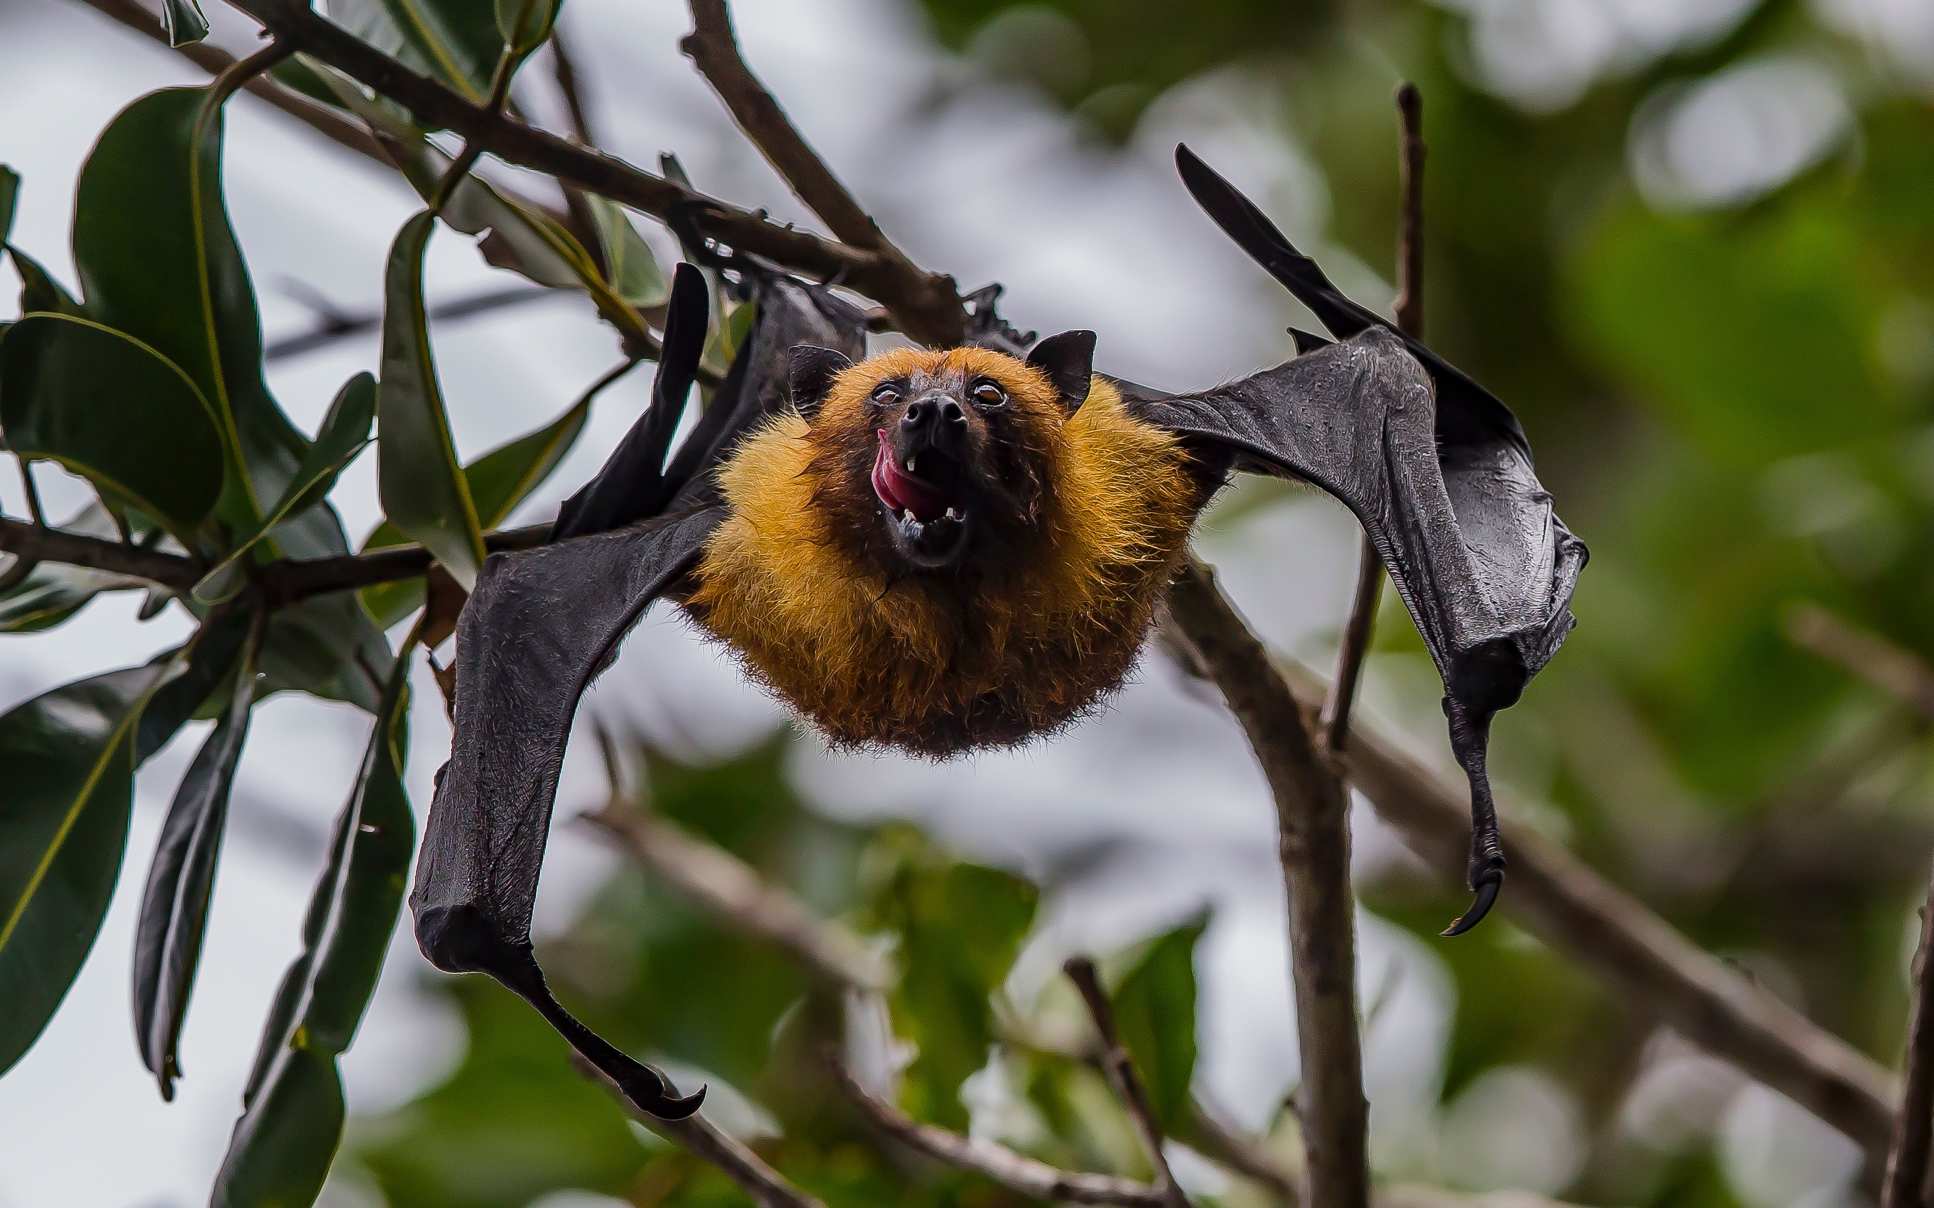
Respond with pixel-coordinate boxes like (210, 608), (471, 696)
(901, 401), (926, 427)
(940, 400), (965, 424)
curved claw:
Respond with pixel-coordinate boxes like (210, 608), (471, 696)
(1440, 871), (1503, 937)
(635, 1076), (708, 1121)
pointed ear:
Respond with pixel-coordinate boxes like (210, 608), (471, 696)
(1026, 330), (1096, 413)
(789, 345), (852, 421)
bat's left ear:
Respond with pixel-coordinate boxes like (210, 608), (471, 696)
(1026, 330), (1096, 413)
(789, 345), (853, 421)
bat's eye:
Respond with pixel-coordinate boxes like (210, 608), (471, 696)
(870, 383), (901, 407)
(970, 380), (1006, 408)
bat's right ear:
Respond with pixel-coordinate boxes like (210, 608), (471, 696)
(789, 345), (852, 421)
(1026, 330), (1096, 414)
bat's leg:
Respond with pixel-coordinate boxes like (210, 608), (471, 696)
(415, 896), (707, 1120)
(1439, 698), (1505, 936)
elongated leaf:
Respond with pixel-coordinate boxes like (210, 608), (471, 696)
(195, 374), (376, 604)
(137, 609), (256, 764)
(494, 0), (558, 55)
(1110, 915), (1206, 1132)
(589, 197), (668, 308)
(0, 314), (226, 543)
(0, 165), (17, 244)
(7, 247), (83, 317)
(0, 660), (181, 1074)
(327, 0), (504, 104)
(161, 0), (210, 46)
(132, 615), (262, 1098)
(377, 213), (487, 591)
(360, 362), (624, 625)
(212, 645), (415, 1207)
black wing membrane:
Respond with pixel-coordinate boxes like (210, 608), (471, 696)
(410, 267), (867, 1119)
(550, 263), (710, 540)
(1142, 146), (1588, 935)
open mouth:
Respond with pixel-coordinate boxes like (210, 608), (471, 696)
(871, 429), (971, 567)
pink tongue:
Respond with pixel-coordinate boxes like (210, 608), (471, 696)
(872, 430), (946, 521)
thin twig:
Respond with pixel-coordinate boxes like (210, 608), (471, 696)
(1064, 957), (1194, 1208)
(1165, 561), (1370, 1207)
(15, 459), (48, 529)
(265, 282), (552, 361)
(79, 0), (386, 162)
(582, 803), (892, 994)
(218, 0), (963, 342)
(680, 0), (902, 258)
(1183, 1091), (1303, 1203)
(546, 22), (612, 278)
(577, 1058), (824, 1208)
(1323, 81), (1424, 753)
(828, 1058), (1168, 1206)
(1787, 603), (1934, 722)
(1883, 861), (1934, 1208)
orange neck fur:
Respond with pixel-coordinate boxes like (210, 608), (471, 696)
(685, 360), (1203, 755)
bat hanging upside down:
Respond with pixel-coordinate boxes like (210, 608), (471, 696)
(409, 146), (1587, 1120)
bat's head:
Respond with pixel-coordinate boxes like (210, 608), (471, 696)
(789, 333), (1097, 573)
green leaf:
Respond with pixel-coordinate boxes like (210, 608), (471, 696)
(0, 314), (226, 543)
(0, 659), (182, 1075)
(0, 503), (149, 633)
(212, 644), (416, 1206)
(865, 832), (1038, 1130)
(132, 614), (263, 1098)
(7, 247), (83, 317)
(194, 374), (376, 604)
(588, 196), (668, 308)
(160, 0), (211, 46)
(73, 86), (351, 553)
(360, 359), (627, 626)
(376, 212), (488, 591)
(1109, 914), (1205, 1133)
(137, 609), (257, 763)
(0, 165), (17, 245)
(493, 0), (558, 55)
(326, 0), (506, 104)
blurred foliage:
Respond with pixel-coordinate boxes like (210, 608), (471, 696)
(3, 0), (1932, 1203)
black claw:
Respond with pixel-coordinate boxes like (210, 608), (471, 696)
(649, 1082), (709, 1121)
(1441, 871), (1503, 937)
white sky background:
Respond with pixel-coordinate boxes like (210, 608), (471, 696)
(0, 0), (1896, 1203)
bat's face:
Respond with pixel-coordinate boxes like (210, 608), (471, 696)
(858, 355), (1058, 570)
(793, 344), (1085, 576)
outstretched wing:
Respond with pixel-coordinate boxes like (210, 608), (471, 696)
(410, 267), (867, 1118)
(1135, 147), (1588, 935)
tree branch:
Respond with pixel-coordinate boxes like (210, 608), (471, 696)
(678, 0), (939, 330)
(828, 1059), (1169, 1206)
(579, 1059), (824, 1208)
(1165, 559), (1370, 1206)
(217, 0), (963, 342)
(581, 802), (891, 995)
(1249, 646), (1901, 1160)
(0, 516), (200, 591)
(1787, 603), (1934, 722)
(1883, 860), (1934, 1208)
(1064, 957), (1194, 1208)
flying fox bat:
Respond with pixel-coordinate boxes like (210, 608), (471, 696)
(409, 146), (1586, 1120)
